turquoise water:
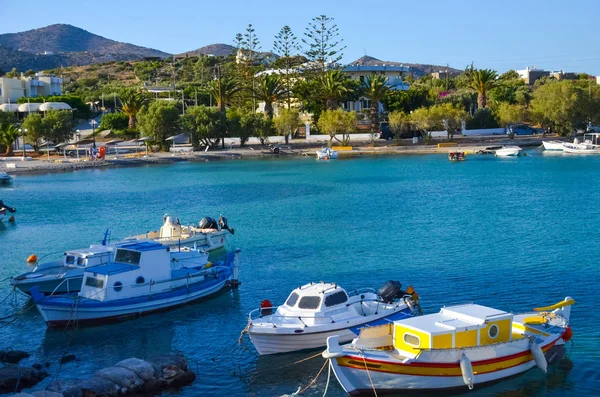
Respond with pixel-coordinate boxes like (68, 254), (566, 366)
(0, 152), (598, 396)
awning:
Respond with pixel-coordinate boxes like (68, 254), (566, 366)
(39, 102), (73, 111)
(0, 104), (19, 112)
(17, 103), (42, 112)
(104, 139), (124, 145)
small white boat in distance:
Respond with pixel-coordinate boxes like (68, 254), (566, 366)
(562, 133), (600, 154)
(542, 140), (565, 151)
(128, 214), (234, 250)
(323, 297), (575, 394)
(0, 172), (12, 185)
(495, 146), (523, 157)
(316, 148), (338, 160)
(246, 281), (421, 355)
(31, 242), (241, 327)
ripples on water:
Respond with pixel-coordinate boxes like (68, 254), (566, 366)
(0, 152), (599, 396)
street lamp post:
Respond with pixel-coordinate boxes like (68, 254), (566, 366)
(75, 129), (81, 161)
(18, 128), (28, 161)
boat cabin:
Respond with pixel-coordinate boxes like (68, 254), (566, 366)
(392, 304), (513, 358)
(278, 282), (351, 321)
(63, 245), (113, 268)
(80, 241), (172, 301)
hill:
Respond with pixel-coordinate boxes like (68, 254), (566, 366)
(350, 55), (463, 76)
(178, 43), (236, 57)
(0, 24), (170, 72)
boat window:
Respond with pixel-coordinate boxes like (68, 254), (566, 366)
(324, 291), (348, 307)
(113, 281), (123, 292)
(404, 333), (420, 347)
(136, 276), (145, 284)
(85, 276), (104, 288)
(488, 324), (499, 339)
(298, 296), (321, 310)
(115, 249), (141, 265)
(77, 257), (85, 266)
(285, 292), (299, 307)
(65, 255), (75, 265)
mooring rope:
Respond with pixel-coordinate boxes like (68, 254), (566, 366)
(291, 359), (328, 396)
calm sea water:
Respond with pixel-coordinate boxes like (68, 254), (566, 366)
(1, 152), (599, 396)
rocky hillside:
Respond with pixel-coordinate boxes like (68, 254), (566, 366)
(178, 43), (236, 57)
(0, 24), (169, 72)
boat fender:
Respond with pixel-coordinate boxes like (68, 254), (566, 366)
(27, 254), (38, 265)
(561, 326), (573, 342)
(322, 336), (344, 359)
(460, 353), (474, 390)
(205, 262), (213, 269)
(530, 340), (547, 373)
(260, 299), (273, 316)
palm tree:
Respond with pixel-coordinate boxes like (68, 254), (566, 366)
(319, 70), (348, 110)
(0, 125), (20, 156)
(467, 68), (498, 109)
(253, 74), (286, 119)
(119, 89), (149, 129)
(206, 77), (242, 109)
(361, 73), (391, 132)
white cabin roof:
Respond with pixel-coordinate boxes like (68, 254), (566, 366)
(295, 282), (343, 295)
(66, 245), (113, 257)
(395, 303), (511, 334)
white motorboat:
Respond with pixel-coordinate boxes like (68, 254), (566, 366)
(495, 146), (523, 157)
(0, 172), (12, 185)
(245, 281), (421, 355)
(128, 214), (234, 250)
(542, 140), (566, 151)
(10, 236), (211, 295)
(31, 241), (241, 327)
(316, 148), (338, 160)
(323, 297), (574, 394)
(562, 133), (600, 154)
(0, 200), (16, 222)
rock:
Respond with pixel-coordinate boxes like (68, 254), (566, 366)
(0, 366), (48, 393)
(32, 363), (43, 370)
(149, 354), (189, 372)
(31, 391), (64, 397)
(47, 378), (85, 397)
(116, 358), (155, 381)
(12, 393), (35, 397)
(165, 369), (196, 388)
(95, 366), (143, 391)
(60, 354), (77, 365)
(0, 350), (31, 364)
(78, 376), (120, 397)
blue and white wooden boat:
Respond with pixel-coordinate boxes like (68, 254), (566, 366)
(31, 241), (241, 327)
(0, 172), (12, 186)
(245, 281), (421, 355)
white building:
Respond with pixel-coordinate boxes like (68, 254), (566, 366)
(596, 76), (600, 85)
(0, 72), (63, 105)
(516, 66), (550, 85)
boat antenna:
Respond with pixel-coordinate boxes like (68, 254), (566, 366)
(102, 229), (110, 246)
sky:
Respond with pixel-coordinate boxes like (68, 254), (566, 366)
(1, 0), (599, 75)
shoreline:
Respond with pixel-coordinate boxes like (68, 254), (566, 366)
(1, 136), (551, 176)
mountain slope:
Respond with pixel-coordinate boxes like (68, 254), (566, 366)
(178, 43), (236, 57)
(350, 55), (462, 76)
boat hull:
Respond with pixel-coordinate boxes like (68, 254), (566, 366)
(249, 308), (413, 355)
(542, 141), (564, 151)
(12, 275), (84, 295)
(496, 148), (521, 157)
(330, 339), (558, 394)
(141, 229), (228, 250)
(34, 275), (230, 328)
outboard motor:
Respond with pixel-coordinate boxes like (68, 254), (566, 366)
(0, 200), (16, 213)
(219, 215), (235, 235)
(198, 217), (218, 230)
(378, 280), (405, 304)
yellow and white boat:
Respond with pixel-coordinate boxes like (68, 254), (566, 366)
(323, 297), (574, 394)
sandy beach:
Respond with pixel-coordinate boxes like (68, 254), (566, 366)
(0, 135), (552, 176)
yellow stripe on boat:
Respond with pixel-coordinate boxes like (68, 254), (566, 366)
(523, 316), (547, 325)
(534, 299), (575, 312)
(512, 322), (550, 336)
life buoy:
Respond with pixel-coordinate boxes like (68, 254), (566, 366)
(99, 146), (106, 158)
(27, 254), (38, 265)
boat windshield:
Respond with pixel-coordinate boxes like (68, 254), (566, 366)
(285, 292), (299, 307)
(298, 296), (321, 310)
(324, 291), (348, 307)
(114, 249), (141, 265)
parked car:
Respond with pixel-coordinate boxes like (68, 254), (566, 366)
(379, 122), (394, 140)
(507, 124), (539, 135)
(586, 122), (600, 133)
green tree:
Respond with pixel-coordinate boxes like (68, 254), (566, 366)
(388, 111), (413, 142)
(98, 112), (130, 132)
(410, 107), (442, 143)
(302, 15), (346, 72)
(436, 103), (467, 139)
(317, 108), (358, 146)
(5, 68), (18, 78)
(137, 101), (180, 150)
(206, 76), (242, 108)
(273, 25), (300, 109)
(496, 103), (528, 138)
(119, 88), (149, 129)
(319, 70), (348, 110)
(180, 105), (224, 148)
(22, 113), (44, 151)
(361, 73), (391, 132)
(466, 108), (499, 129)
(253, 74), (286, 119)
(41, 110), (76, 144)
(530, 80), (587, 136)
(225, 108), (251, 147)
(274, 108), (300, 144)
(466, 67), (497, 109)
(382, 88), (435, 113)
(244, 114), (274, 145)
(0, 124), (20, 155)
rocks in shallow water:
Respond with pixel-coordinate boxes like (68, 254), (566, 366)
(0, 349), (31, 364)
(31, 392), (64, 397)
(0, 366), (48, 393)
(60, 354), (77, 365)
(46, 355), (194, 397)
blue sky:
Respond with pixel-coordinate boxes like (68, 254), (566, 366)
(2, 0), (599, 75)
